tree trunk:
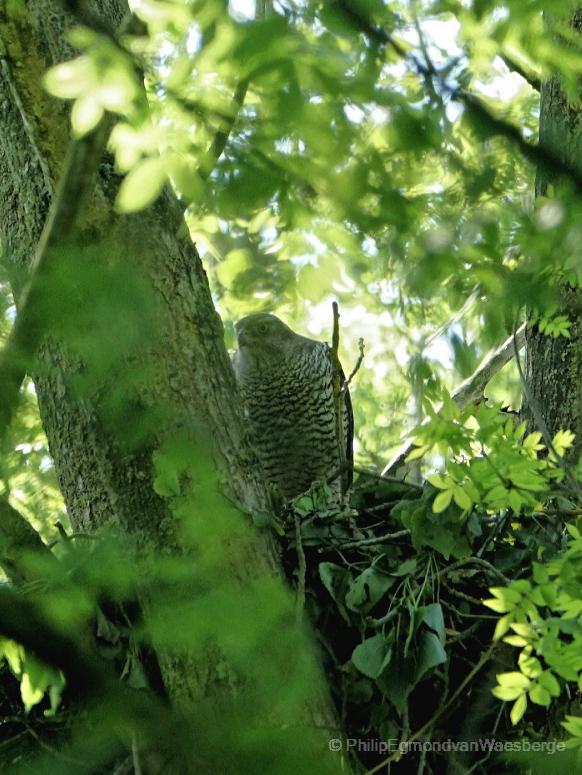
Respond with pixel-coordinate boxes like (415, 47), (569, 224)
(525, 11), (582, 459)
(0, 2), (342, 770)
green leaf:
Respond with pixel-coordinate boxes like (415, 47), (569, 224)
(510, 693), (528, 724)
(419, 603), (445, 643)
(453, 486), (473, 511)
(427, 474), (449, 489)
(216, 249), (254, 289)
(319, 562), (352, 623)
(44, 57), (96, 99)
(345, 566), (395, 613)
(352, 634), (392, 679)
(497, 671), (531, 690)
(563, 715), (582, 738)
(20, 672), (45, 712)
(493, 614), (514, 640)
(1, 639), (23, 673)
(483, 597), (512, 614)
(416, 630), (447, 677)
(519, 654), (542, 678)
(71, 95), (104, 137)
(539, 670), (560, 696)
(529, 683), (551, 706)
(116, 157), (167, 213)
(492, 685), (525, 701)
(433, 489), (453, 513)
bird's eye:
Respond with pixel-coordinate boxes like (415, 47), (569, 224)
(258, 323), (269, 334)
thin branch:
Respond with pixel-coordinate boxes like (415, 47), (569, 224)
(24, 723), (86, 767)
(341, 337), (365, 395)
(131, 735), (143, 775)
(189, 0), (272, 184)
(353, 465), (422, 488)
(0, 496), (57, 584)
(369, 607), (399, 628)
(294, 515), (306, 623)
(452, 323), (526, 407)
(324, 528), (410, 553)
(382, 324), (527, 476)
(331, 302), (346, 496)
(364, 643), (499, 774)
(438, 557), (510, 585)
(498, 52), (542, 92)
(336, 1), (582, 192)
(0, 585), (172, 744)
(198, 80), (249, 181)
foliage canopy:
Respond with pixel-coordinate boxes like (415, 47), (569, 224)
(4, 0), (582, 773)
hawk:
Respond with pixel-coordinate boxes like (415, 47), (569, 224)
(232, 313), (353, 500)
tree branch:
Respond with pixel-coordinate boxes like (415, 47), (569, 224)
(331, 301), (346, 496)
(198, 79), (249, 181)
(0, 497), (57, 584)
(336, 1), (582, 191)
(381, 323), (527, 477)
(498, 52), (541, 92)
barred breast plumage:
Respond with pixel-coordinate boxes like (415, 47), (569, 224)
(232, 313), (353, 500)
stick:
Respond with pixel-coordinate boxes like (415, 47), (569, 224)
(381, 323), (527, 476)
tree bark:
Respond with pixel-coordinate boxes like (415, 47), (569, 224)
(525, 11), (582, 461)
(0, 2), (342, 770)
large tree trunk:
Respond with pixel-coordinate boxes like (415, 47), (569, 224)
(0, 2), (342, 770)
(525, 11), (582, 458)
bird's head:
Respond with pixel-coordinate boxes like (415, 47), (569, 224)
(235, 313), (297, 360)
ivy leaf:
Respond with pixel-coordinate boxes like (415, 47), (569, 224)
(351, 634), (392, 679)
(345, 567), (395, 613)
(319, 562), (352, 623)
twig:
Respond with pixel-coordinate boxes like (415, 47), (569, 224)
(177, 0), (268, 185)
(441, 583), (483, 607)
(438, 557), (510, 585)
(341, 337), (365, 395)
(336, 1), (582, 192)
(47, 530), (99, 549)
(369, 607), (400, 628)
(353, 466), (422, 488)
(132, 734), (143, 775)
(453, 323), (526, 408)
(381, 323), (527, 476)
(465, 702), (504, 775)
(112, 756), (134, 775)
(476, 512), (510, 558)
(325, 529), (410, 553)
(498, 52), (541, 92)
(331, 302), (346, 497)
(365, 643), (499, 773)
(25, 723), (86, 767)
(0, 496), (58, 584)
(294, 515), (306, 623)
(198, 79), (249, 181)
(448, 620), (482, 643)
